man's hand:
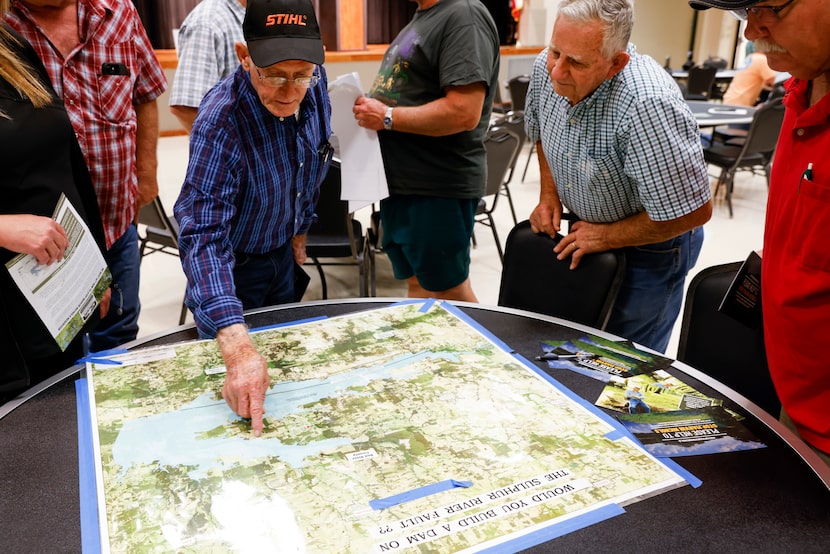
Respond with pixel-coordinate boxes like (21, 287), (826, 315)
(353, 96), (387, 131)
(216, 323), (271, 436)
(0, 214), (69, 265)
(99, 288), (112, 318)
(292, 234), (307, 265)
(529, 198), (563, 238)
(553, 220), (609, 270)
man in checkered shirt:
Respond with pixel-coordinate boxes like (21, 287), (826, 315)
(5, 0), (168, 352)
(525, 0), (712, 353)
(169, 0), (246, 133)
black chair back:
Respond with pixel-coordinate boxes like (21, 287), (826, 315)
(685, 65), (718, 100)
(305, 160), (374, 298)
(137, 197), (179, 256)
(677, 263), (780, 416)
(473, 126), (522, 263)
(507, 74), (530, 112)
(493, 110), (526, 183)
(498, 220), (625, 330)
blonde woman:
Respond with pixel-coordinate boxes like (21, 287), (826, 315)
(0, 5), (107, 403)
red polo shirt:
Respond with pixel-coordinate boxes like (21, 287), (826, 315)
(762, 78), (830, 454)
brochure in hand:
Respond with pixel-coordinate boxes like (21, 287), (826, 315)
(718, 250), (762, 329)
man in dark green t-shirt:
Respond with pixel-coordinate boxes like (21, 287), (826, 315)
(353, 0), (499, 302)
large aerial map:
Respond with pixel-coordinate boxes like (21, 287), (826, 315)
(86, 300), (686, 553)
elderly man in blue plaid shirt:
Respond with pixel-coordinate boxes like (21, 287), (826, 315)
(526, 0), (712, 353)
(169, 0), (246, 132)
(175, 0), (332, 435)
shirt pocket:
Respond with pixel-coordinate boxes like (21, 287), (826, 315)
(90, 41), (136, 123)
(794, 172), (830, 273)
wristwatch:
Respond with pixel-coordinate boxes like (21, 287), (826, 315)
(383, 106), (394, 131)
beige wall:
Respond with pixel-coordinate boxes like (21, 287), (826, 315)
(516, 0), (702, 70)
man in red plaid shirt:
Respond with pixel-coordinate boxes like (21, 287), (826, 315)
(5, 0), (167, 352)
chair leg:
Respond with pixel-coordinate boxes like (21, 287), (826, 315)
(725, 171), (735, 218)
(488, 214), (504, 264)
(504, 185), (518, 225)
(366, 241), (376, 297)
(521, 142), (536, 182)
(178, 296), (188, 326)
(311, 258), (327, 299)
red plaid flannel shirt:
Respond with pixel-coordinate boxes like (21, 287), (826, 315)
(6, 0), (167, 248)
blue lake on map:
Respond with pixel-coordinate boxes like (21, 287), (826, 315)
(110, 351), (465, 477)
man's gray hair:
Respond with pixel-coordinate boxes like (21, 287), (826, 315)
(557, 0), (634, 58)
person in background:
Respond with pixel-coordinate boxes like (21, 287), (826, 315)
(5, 0), (167, 353)
(352, 0), (500, 303)
(723, 41), (777, 106)
(688, 0), (830, 467)
(169, 0), (246, 133)
(175, 0), (331, 436)
(526, 0), (712, 353)
(0, 8), (108, 403)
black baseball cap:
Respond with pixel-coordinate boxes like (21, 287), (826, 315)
(243, 0), (324, 67)
(688, 0), (759, 9)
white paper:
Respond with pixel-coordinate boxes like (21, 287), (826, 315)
(5, 194), (111, 350)
(328, 72), (389, 212)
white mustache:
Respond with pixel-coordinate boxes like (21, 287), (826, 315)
(754, 39), (787, 54)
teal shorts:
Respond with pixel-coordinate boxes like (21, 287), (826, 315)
(380, 195), (478, 292)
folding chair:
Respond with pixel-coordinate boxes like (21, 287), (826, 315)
(472, 126), (522, 264)
(305, 160), (375, 298)
(498, 220), (626, 330)
(703, 97), (785, 217)
(684, 65), (718, 101)
(137, 197), (188, 325)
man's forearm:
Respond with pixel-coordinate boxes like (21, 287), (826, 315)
(135, 100), (160, 207)
(598, 201), (713, 250)
(169, 105), (197, 134)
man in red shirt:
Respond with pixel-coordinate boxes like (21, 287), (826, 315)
(689, 0), (830, 467)
(5, 0), (167, 351)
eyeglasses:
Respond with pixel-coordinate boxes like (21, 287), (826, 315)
(730, 0), (797, 22)
(253, 64), (319, 88)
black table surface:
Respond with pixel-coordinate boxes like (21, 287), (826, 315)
(2, 299), (828, 553)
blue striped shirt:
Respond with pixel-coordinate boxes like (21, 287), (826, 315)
(525, 45), (710, 223)
(175, 66), (332, 337)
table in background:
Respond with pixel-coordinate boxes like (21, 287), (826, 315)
(1, 300), (828, 553)
(687, 100), (757, 128)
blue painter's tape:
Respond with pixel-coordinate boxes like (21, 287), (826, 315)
(478, 503), (625, 554)
(418, 298), (437, 313)
(76, 347), (130, 366)
(441, 302), (515, 354)
(370, 479), (473, 510)
(604, 429), (626, 441)
(75, 379), (101, 554)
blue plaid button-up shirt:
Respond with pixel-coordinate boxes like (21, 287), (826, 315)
(175, 66), (332, 338)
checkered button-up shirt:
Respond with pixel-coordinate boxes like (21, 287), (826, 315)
(169, 0), (245, 109)
(525, 45), (710, 224)
(5, 0), (168, 248)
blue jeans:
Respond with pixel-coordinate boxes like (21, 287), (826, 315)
(88, 225), (140, 352)
(606, 227), (703, 353)
(232, 241), (295, 311)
